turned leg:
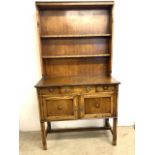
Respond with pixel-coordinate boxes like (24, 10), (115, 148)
(112, 118), (117, 145)
(40, 121), (47, 150)
(47, 121), (52, 133)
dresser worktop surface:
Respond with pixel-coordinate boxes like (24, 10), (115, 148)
(35, 76), (120, 88)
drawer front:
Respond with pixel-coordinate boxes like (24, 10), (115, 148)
(42, 95), (78, 121)
(79, 92), (114, 118)
(40, 87), (60, 95)
(40, 87), (74, 95)
(39, 85), (115, 95)
(96, 85), (115, 92)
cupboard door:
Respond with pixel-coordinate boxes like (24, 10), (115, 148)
(79, 92), (114, 118)
(42, 95), (78, 121)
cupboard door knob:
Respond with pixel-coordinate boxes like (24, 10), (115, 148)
(57, 105), (62, 110)
(95, 103), (100, 108)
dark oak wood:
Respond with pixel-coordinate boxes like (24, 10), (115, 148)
(35, 1), (119, 150)
(40, 122), (47, 150)
(112, 117), (117, 145)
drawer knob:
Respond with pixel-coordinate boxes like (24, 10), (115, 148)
(103, 86), (108, 90)
(95, 103), (100, 108)
(57, 105), (62, 110)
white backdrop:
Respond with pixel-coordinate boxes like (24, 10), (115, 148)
(1, 0), (155, 131)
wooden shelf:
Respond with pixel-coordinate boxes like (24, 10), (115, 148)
(41, 34), (112, 39)
(42, 54), (111, 59)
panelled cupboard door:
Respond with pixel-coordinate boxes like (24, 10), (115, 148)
(42, 95), (78, 121)
(79, 92), (114, 118)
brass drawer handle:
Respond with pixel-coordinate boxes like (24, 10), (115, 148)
(86, 86), (92, 91)
(96, 86), (103, 92)
(95, 103), (100, 108)
(103, 86), (108, 90)
(57, 105), (62, 110)
(61, 87), (70, 93)
(64, 88), (70, 92)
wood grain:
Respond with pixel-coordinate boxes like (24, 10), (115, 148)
(42, 38), (110, 57)
(42, 95), (78, 121)
(43, 57), (110, 78)
(40, 9), (111, 35)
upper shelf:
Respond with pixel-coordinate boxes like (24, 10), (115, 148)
(41, 34), (112, 39)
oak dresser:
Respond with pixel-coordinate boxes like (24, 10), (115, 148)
(35, 1), (120, 150)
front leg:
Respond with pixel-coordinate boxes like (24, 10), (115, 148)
(40, 121), (47, 150)
(112, 118), (117, 145)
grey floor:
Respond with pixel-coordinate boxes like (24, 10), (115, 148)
(19, 127), (134, 155)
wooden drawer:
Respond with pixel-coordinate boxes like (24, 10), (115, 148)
(40, 87), (60, 95)
(79, 92), (114, 118)
(39, 85), (115, 96)
(42, 95), (78, 121)
(96, 85), (115, 92)
(60, 87), (74, 93)
(39, 86), (95, 95)
(40, 87), (74, 95)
